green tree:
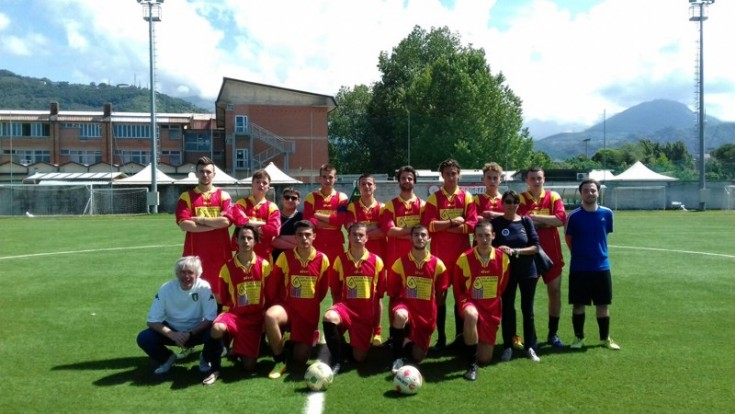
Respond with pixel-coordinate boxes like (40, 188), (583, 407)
(710, 143), (735, 179)
(366, 26), (532, 172)
(328, 85), (374, 173)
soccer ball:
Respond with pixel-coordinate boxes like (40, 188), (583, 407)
(304, 361), (334, 391)
(393, 365), (423, 395)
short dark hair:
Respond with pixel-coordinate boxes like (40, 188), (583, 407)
(410, 224), (429, 236)
(439, 159), (461, 173)
(196, 156), (214, 170)
(474, 218), (493, 233)
(282, 187), (300, 198)
(348, 222), (368, 234)
(358, 173), (374, 181)
(319, 163), (337, 175)
(252, 169), (271, 183)
(579, 179), (601, 192)
(294, 220), (315, 232)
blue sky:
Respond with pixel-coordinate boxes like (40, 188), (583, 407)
(0, 0), (733, 130)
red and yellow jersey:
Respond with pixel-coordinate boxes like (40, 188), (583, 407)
(517, 189), (567, 264)
(230, 196), (281, 258)
(219, 254), (272, 317)
(267, 248), (330, 326)
(175, 187), (233, 294)
(474, 193), (503, 216)
(330, 250), (386, 325)
(388, 252), (448, 327)
(454, 247), (510, 317)
(302, 189), (349, 259)
(346, 199), (386, 260)
(421, 187), (478, 270)
(380, 195), (424, 268)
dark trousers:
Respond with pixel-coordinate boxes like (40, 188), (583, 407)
(501, 276), (539, 349)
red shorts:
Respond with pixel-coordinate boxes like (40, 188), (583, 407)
(392, 302), (435, 353)
(540, 240), (564, 284)
(460, 302), (501, 345)
(283, 303), (319, 346)
(214, 312), (264, 358)
(329, 302), (373, 351)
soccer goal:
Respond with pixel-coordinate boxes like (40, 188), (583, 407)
(724, 186), (735, 211)
(612, 186), (667, 210)
(83, 187), (149, 215)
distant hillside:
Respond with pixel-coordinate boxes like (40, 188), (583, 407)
(533, 99), (734, 160)
(0, 69), (208, 113)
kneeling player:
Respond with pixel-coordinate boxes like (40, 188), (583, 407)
(454, 219), (510, 381)
(322, 223), (385, 374)
(202, 225), (271, 385)
(264, 220), (330, 379)
(388, 224), (449, 372)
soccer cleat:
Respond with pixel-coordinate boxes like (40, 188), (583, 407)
(198, 353), (211, 373)
(153, 354), (177, 375)
(548, 334), (565, 349)
(268, 361), (287, 379)
(601, 338), (621, 350)
(391, 358), (405, 374)
(527, 348), (541, 362)
(512, 335), (525, 350)
(331, 362), (342, 375)
(202, 370), (219, 386)
(372, 334), (383, 347)
(463, 363), (479, 381)
(500, 347), (513, 362)
(176, 347), (194, 360)
(570, 336), (585, 349)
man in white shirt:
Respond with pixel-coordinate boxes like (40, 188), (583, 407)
(136, 256), (218, 375)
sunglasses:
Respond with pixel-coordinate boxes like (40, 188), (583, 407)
(283, 195), (299, 201)
(503, 199), (520, 205)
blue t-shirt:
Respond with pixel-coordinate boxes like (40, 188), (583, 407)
(565, 206), (613, 271)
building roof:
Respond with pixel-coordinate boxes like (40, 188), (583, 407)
(23, 171), (126, 184)
(215, 77), (337, 128)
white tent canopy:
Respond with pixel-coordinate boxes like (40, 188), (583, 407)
(589, 169), (616, 181)
(114, 164), (177, 184)
(240, 162), (302, 185)
(175, 165), (239, 185)
(606, 161), (677, 181)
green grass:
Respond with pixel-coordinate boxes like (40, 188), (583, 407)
(1, 211), (734, 413)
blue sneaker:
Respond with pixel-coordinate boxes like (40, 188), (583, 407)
(548, 334), (565, 349)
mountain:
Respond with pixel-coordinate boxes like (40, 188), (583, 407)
(532, 99), (734, 160)
(524, 119), (587, 140)
(0, 69), (208, 113)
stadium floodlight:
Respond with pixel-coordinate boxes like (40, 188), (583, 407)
(138, 0), (164, 213)
(688, 0), (715, 210)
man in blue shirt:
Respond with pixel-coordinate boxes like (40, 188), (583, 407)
(565, 179), (620, 350)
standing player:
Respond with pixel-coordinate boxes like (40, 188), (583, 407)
(175, 156), (233, 300)
(271, 187), (303, 261)
(421, 159), (478, 350)
(474, 162), (505, 221)
(322, 223), (386, 374)
(345, 173), (386, 346)
(264, 220), (330, 379)
(380, 166), (425, 270)
(565, 179), (620, 351)
(202, 225), (272, 385)
(231, 169), (281, 261)
(302, 163), (349, 262)
(518, 166), (567, 349)
(454, 220), (510, 381)
(388, 224), (449, 372)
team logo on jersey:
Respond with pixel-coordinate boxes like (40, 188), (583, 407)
(192, 293), (199, 302)
(501, 228), (510, 237)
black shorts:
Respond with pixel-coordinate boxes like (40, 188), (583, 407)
(568, 270), (612, 306)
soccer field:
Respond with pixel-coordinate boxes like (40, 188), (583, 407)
(0, 211), (733, 413)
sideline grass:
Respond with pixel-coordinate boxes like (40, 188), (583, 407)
(0, 211), (733, 413)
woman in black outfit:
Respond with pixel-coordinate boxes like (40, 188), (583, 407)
(491, 190), (541, 362)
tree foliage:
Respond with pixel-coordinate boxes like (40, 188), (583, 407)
(329, 26), (532, 174)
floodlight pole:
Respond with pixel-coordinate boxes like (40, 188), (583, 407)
(583, 138), (591, 159)
(690, 0), (714, 211)
(139, 0), (163, 213)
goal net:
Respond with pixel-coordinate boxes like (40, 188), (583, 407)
(0, 185), (148, 216)
(612, 186), (666, 210)
(724, 186), (735, 210)
(83, 187), (148, 215)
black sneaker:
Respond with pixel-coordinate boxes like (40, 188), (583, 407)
(331, 362), (343, 375)
(463, 363), (479, 381)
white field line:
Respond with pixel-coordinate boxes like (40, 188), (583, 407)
(0, 244), (181, 260)
(610, 245), (735, 259)
(304, 391), (325, 414)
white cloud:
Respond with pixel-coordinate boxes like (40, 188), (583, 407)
(2, 0), (733, 123)
(0, 13), (10, 30)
